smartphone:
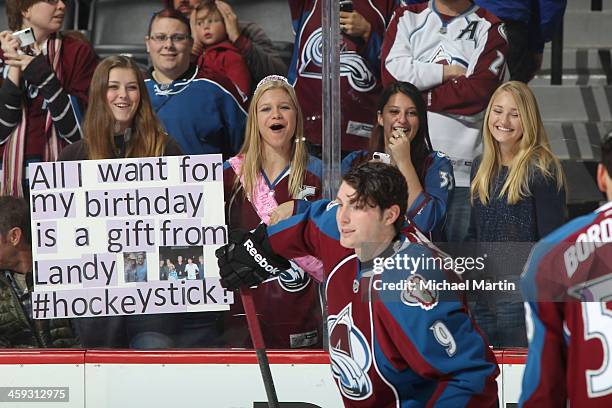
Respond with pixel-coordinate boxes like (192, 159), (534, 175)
(372, 152), (391, 164)
(13, 27), (36, 55)
(339, 0), (353, 12)
(13, 27), (35, 49)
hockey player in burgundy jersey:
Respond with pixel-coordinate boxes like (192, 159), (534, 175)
(519, 134), (612, 407)
(217, 162), (499, 407)
(288, 0), (401, 152)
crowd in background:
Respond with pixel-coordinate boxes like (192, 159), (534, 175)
(0, 0), (578, 350)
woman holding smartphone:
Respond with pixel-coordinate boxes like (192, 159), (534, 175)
(0, 0), (97, 196)
(342, 81), (454, 237)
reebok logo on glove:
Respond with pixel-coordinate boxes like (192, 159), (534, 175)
(244, 238), (281, 275)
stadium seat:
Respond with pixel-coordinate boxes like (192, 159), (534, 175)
(88, 0), (160, 65)
(566, 0), (612, 10)
(532, 85), (612, 123)
(544, 121), (612, 161)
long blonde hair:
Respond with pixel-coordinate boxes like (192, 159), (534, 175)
(235, 78), (309, 198)
(83, 56), (168, 159)
(471, 81), (565, 205)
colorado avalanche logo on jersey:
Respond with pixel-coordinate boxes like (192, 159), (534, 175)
(428, 44), (468, 69)
(277, 261), (311, 292)
(401, 274), (438, 310)
(328, 303), (373, 400)
(300, 28), (376, 92)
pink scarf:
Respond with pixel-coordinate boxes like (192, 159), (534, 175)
(2, 37), (63, 197)
(229, 155), (324, 282)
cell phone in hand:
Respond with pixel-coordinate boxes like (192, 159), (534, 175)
(12, 27), (36, 55)
(339, 0), (353, 12)
(372, 152), (391, 164)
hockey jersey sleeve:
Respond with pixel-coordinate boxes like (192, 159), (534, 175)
(519, 238), (567, 407)
(407, 152), (454, 234)
(233, 22), (288, 83)
(519, 301), (567, 407)
(425, 19), (507, 115)
(381, 6), (445, 90)
(22, 54), (83, 143)
(373, 244), (499, 406)
(267, 199), (335, 261)
(356, 0), (401, 78)
(0, 77), (22, 143)
(218, 87), (248, 157)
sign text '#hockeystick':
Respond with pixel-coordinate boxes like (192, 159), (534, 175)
(29, 154), (232, 319)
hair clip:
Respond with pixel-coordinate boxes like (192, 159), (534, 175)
(255, 75), (290, 92)
(294, 137), (306, 143)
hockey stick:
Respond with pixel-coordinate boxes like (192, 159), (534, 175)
(240, 287), (280, 408)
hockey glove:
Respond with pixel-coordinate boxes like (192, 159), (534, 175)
(216, 224), (291, 290)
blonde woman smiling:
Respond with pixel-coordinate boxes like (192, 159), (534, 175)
(467, 81), (566, 347)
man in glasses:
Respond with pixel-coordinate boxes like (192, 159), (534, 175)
(520, 132), (612, 407)
(144, 8), (247, 160)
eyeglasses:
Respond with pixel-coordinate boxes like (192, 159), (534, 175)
(149, 34), (190, 43)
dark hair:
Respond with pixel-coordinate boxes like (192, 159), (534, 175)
(0, 196), (31, 245)
(602, 130), (612, 175)
(342, 162), (408, 232)
(148, 8), (192, 36)
(6, 0), (39, 31)
(368, 81), (432, 181)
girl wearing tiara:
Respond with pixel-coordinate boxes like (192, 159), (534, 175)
(222, 75), (324, 349)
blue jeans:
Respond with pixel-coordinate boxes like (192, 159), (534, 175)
(444, 187), (471, 242)
(470, 275), (527, 348)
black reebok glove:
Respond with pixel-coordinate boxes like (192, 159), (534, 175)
(216, 224), (290, 290)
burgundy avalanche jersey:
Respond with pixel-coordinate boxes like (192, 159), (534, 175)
(520, 201), (612, 407)
(288, 0), (400, 151)
(268, 200), (499, 407)
(223, 157), (323, 348)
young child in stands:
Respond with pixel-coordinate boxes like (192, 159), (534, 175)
(194, 1), (251, 96)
